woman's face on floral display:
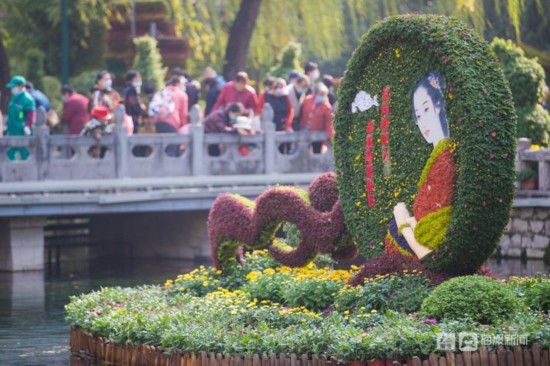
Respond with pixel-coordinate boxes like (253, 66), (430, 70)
(413, 86), (444, 145)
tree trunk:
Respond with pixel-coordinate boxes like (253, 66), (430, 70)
(222, 0), (262, 81)
(0, 32), (10, 114)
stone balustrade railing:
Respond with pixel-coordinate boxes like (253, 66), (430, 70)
(0, 104), (334, 182)
(516, 138), (550, 194)
(2, 107), (550, 190)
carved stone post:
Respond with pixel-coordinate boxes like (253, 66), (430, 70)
(262, 103), (276, 174)
(35, 107), (50, 180)
(114, 105), (129, 178)
(190, 104), (204, 176)
(516, 138), (531, 190)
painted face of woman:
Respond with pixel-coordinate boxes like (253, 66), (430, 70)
(413, 86), (444, 145)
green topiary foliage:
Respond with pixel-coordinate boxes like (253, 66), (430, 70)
(491, 38), (546, 107)
(268, 42), (304, 79)
(420, 275), (527, 324)
(132, 36), (167, 91)
(516, 104), (550, 146)
(24, 48), (45, 91)
(334, 15), (516, 275)
(490, 37), (550, 145)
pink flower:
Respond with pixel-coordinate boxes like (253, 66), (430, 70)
(366, 120), (375, 134)
(366, 135), (373, 149)
(381, 133), (389, 145)
(381, 118), (389, 131)
(425, 318), (437, 325)
(382, 87), (391, 102)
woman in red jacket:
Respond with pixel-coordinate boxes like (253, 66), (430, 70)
(299, 83), (334, 153)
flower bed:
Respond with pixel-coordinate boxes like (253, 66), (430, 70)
(67, 251), (550, 365)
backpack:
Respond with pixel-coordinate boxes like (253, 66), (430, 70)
(148, 87), (176, 119)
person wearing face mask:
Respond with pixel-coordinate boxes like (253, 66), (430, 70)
(90, 70), (120, 111)
(122, 70), (145, 134)
(299, 82), (334, 154)
(202, 102), (245, 156)
(304, 61), (320, 95)
(257, 78), (294, 132)
(5, 75), (36, 160)
(285, 74), (309, 131)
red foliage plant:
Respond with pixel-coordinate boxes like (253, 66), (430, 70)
(208, 173), (357, 270)
(349, 253), (498, 287)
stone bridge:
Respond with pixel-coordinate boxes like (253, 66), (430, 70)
(0, 105), (334, 271)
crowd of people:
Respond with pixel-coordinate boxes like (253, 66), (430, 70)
(0, 61), (339, 160)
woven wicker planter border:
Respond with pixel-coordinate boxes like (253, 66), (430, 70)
(70, 327), (550, 366)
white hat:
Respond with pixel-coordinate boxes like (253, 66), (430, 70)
(234, 116), (251, 130)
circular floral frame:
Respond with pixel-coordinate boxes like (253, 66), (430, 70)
(334, 15), (516, 275)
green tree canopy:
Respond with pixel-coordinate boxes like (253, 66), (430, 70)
(491, 37), (550, 145)
(24, 48), (46, 91)
(169, 0), (539, 80)
(0, 0), (129, 77)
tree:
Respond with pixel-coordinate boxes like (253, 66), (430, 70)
(24, 48), (46, 91)
(175, 0), (537, 82)
(491, 37), (550, 145)
(132, 36), (167, 90)
(222, 0), (262, 81)
(0, 0), (129, 77)
(0, 31), (10, 113)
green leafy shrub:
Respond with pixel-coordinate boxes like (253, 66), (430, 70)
(66, 273), (550, 359)
(133, 35), (167, 90)
(268, 42), (303, 79)
(335, 272), (432, 313)
(70, 71), (98, 95)
(281, 278), (342, 311)
(168, 265), (221, 296)
(491, 38), (546, 106)
(516, 104), (550, 146)
(420, 275), (527, 324)
(241, 249), (281, 273)
(515, 167), (538, 182)
(491, 37), (550, 145)
(508, 274), (550, 312)
(281, 222), (300, 247)
(244, 270), (291, 303)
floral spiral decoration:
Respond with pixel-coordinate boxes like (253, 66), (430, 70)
(208, 173), (357, 270)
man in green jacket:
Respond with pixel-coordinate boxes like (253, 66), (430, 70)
(6, 75), (36, 160)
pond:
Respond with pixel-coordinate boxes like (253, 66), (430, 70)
(0, 256), (548, 366)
